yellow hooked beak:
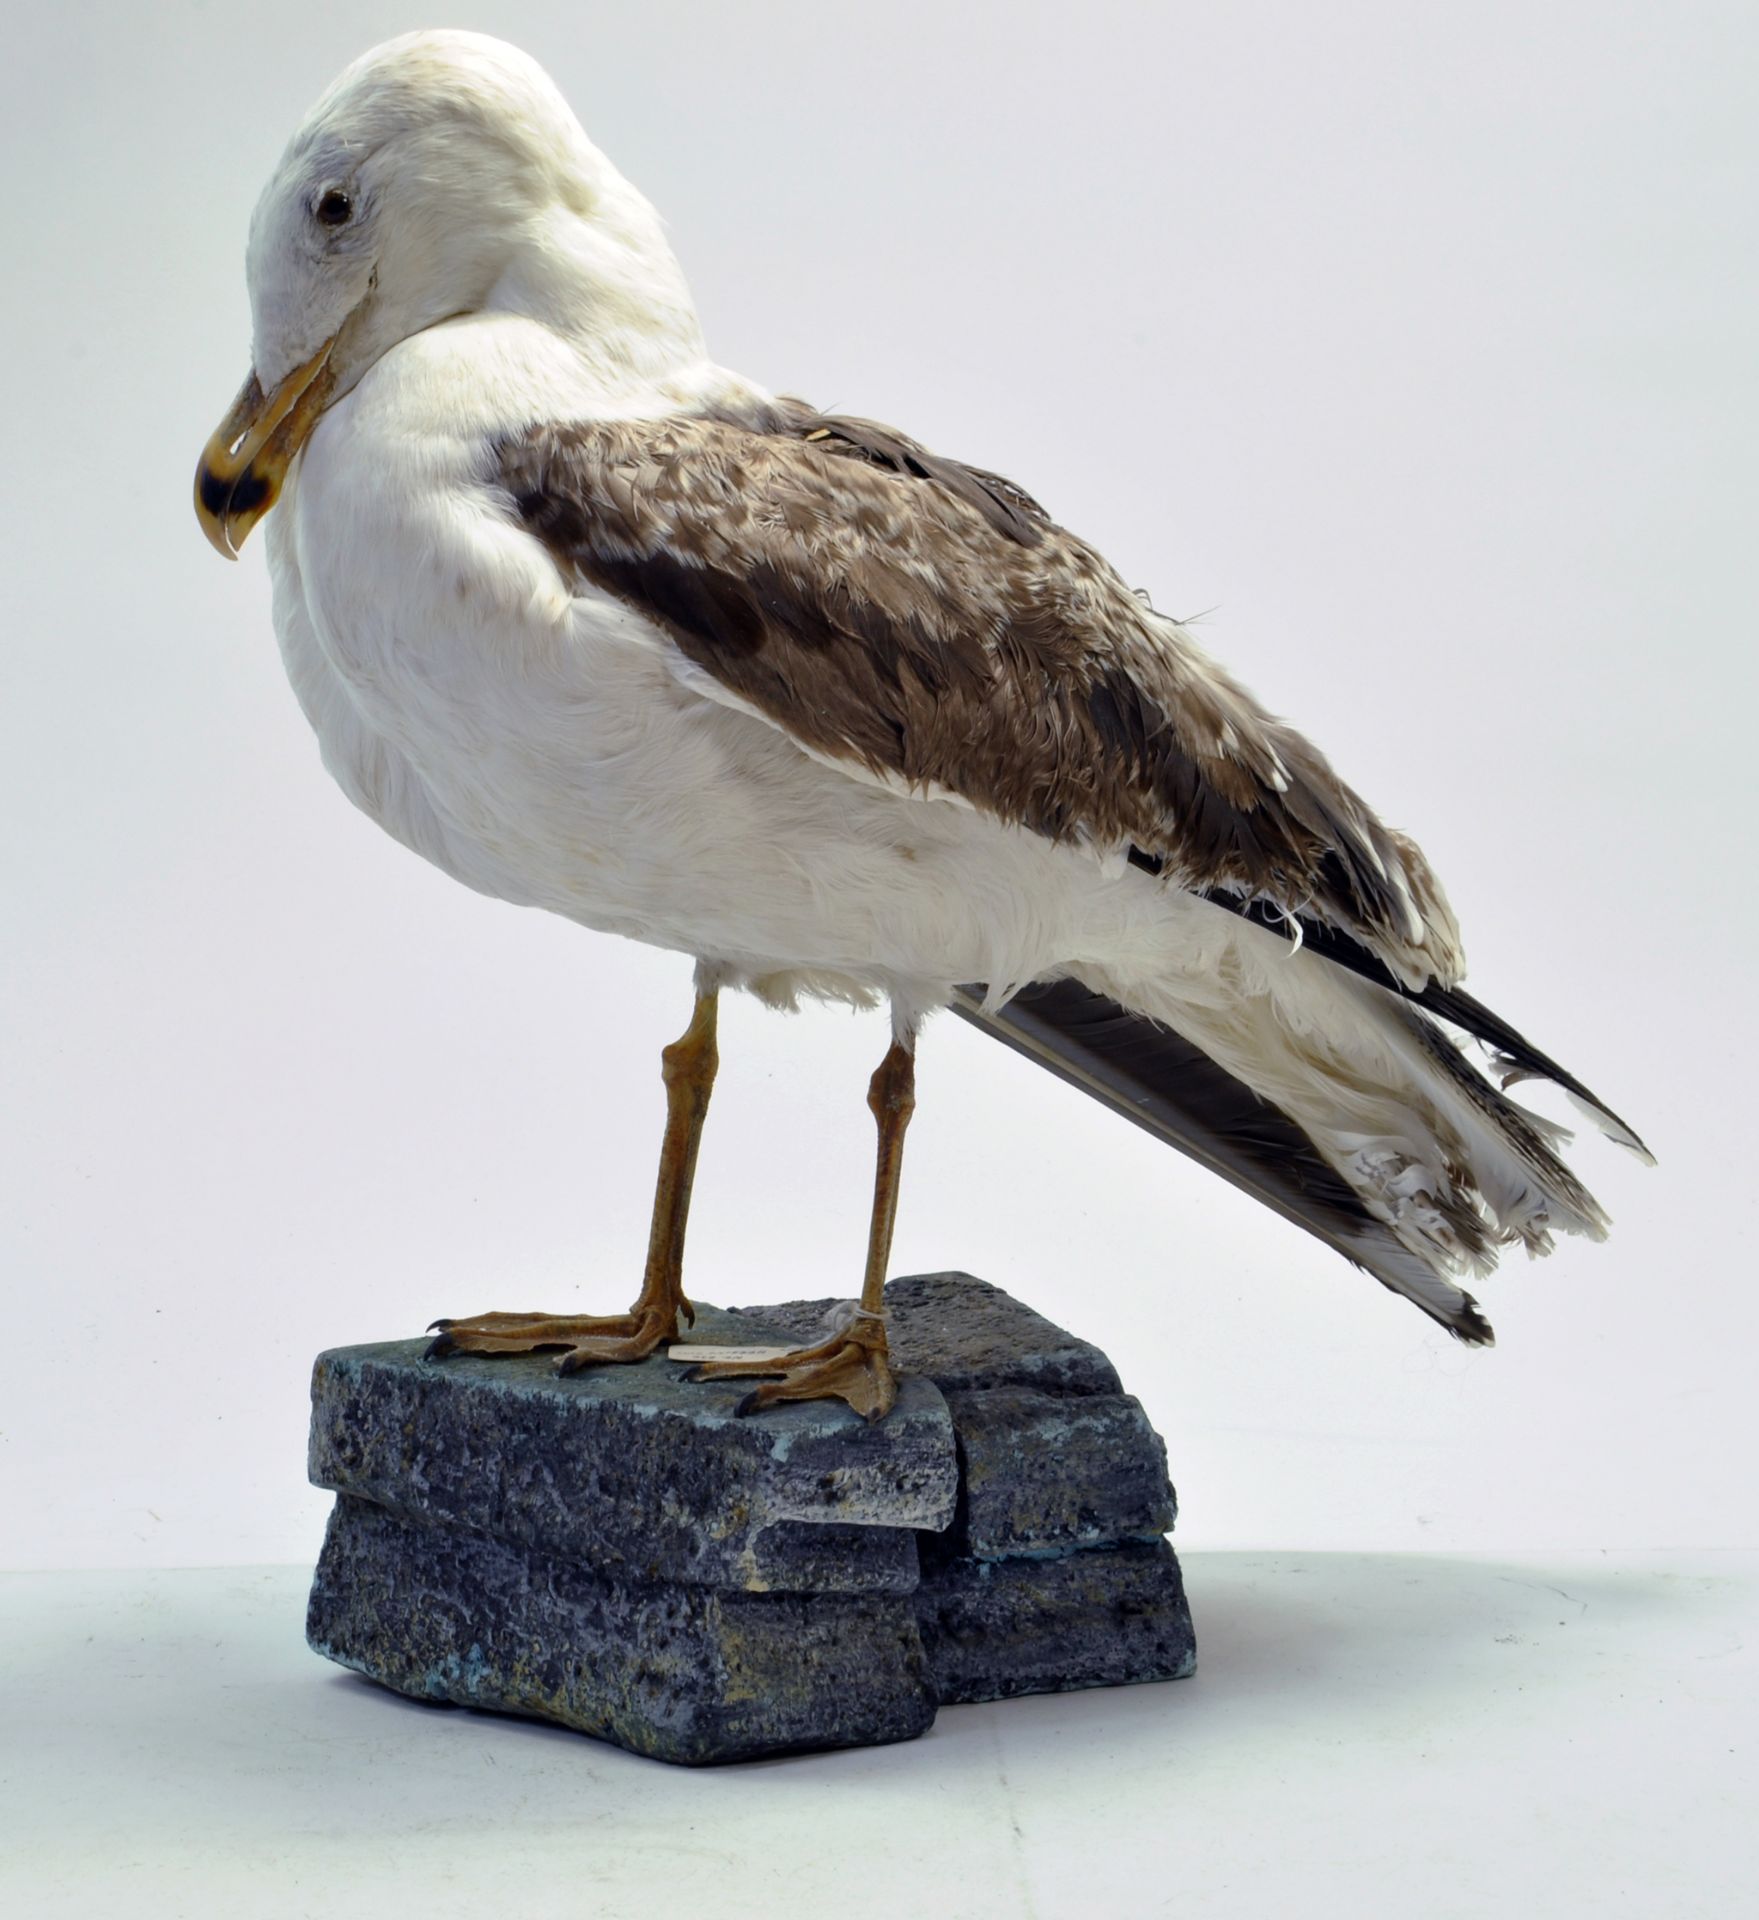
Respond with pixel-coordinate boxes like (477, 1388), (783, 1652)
(193, 342), (337, 558)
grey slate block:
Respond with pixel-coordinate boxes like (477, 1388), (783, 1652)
(947, 1385), (1177, 1559)
(915, 1540), (1197, 1705)
(305, 1273), (1195, 1762)
(732, 1275), (1177, 1560)
(309, 1496), (936, 1764)
(308, 1302), (956, 1595)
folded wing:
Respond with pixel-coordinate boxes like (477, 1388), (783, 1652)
(497, 398), (1463, 991)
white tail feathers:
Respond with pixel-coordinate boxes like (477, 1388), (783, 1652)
(1080, 903), (1631, 1341)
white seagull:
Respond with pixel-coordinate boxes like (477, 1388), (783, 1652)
(196, 31), (1648, 1421)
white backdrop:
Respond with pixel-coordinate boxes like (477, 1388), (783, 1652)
(3, 0), (1752, 1571)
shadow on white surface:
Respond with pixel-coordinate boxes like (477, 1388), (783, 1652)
(3, 1551), (1751, 1918)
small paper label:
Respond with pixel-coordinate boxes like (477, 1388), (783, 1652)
(667, 1343), (795, 1365)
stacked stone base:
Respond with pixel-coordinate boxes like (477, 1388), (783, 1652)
(306, 1274), (1195, 1764)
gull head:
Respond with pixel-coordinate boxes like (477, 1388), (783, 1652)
(195, 30), (699, 558)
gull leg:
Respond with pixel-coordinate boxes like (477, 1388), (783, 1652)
(427, 989), (719, 1372)
(688, 1027), (914, 1422)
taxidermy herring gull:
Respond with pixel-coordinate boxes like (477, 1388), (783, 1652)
(195, 31), (1649, 1421)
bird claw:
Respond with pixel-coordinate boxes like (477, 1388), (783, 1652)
(420, 1304), (682, 1370)
(555, 1330), (672, 1373)
(689, 1325), (897, 1423)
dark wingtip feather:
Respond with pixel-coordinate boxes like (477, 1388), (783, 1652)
(1436, 982), (1653, 1163)
(1446, 1293), (1497, 1348)
(952, 977), (1498, 1343)
(1197, 889), (1652, 1163)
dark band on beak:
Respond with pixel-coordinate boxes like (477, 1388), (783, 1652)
(194, 344), (337, 558)
(197, 458), (271, 524)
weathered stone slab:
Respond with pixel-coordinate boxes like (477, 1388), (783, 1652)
(309, 1496), (936, 1764)
(305, 1273), (1195, 1763)
(308, 1302), (955, 1595)
(947, 1386), (1176, 1559)
(916, 1540), (1196, 1705)
(731, 1276), (1176, 1560)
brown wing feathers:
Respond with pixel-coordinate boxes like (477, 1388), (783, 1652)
(777, 405), (1054, 550)
(497, 399), (1460, 985)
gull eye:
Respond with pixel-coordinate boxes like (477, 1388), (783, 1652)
(315, 189), (354, 228)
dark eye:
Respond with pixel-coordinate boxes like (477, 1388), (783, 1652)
(315, 189), (354, 228)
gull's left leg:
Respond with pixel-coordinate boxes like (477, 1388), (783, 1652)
(426, 987), (719, 1372)
(687, 1021), (916, 1422)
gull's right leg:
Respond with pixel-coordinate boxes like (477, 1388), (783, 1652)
(426, 987), (719, 1374)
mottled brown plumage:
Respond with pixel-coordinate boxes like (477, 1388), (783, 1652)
(497, 397), (1463, 989)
